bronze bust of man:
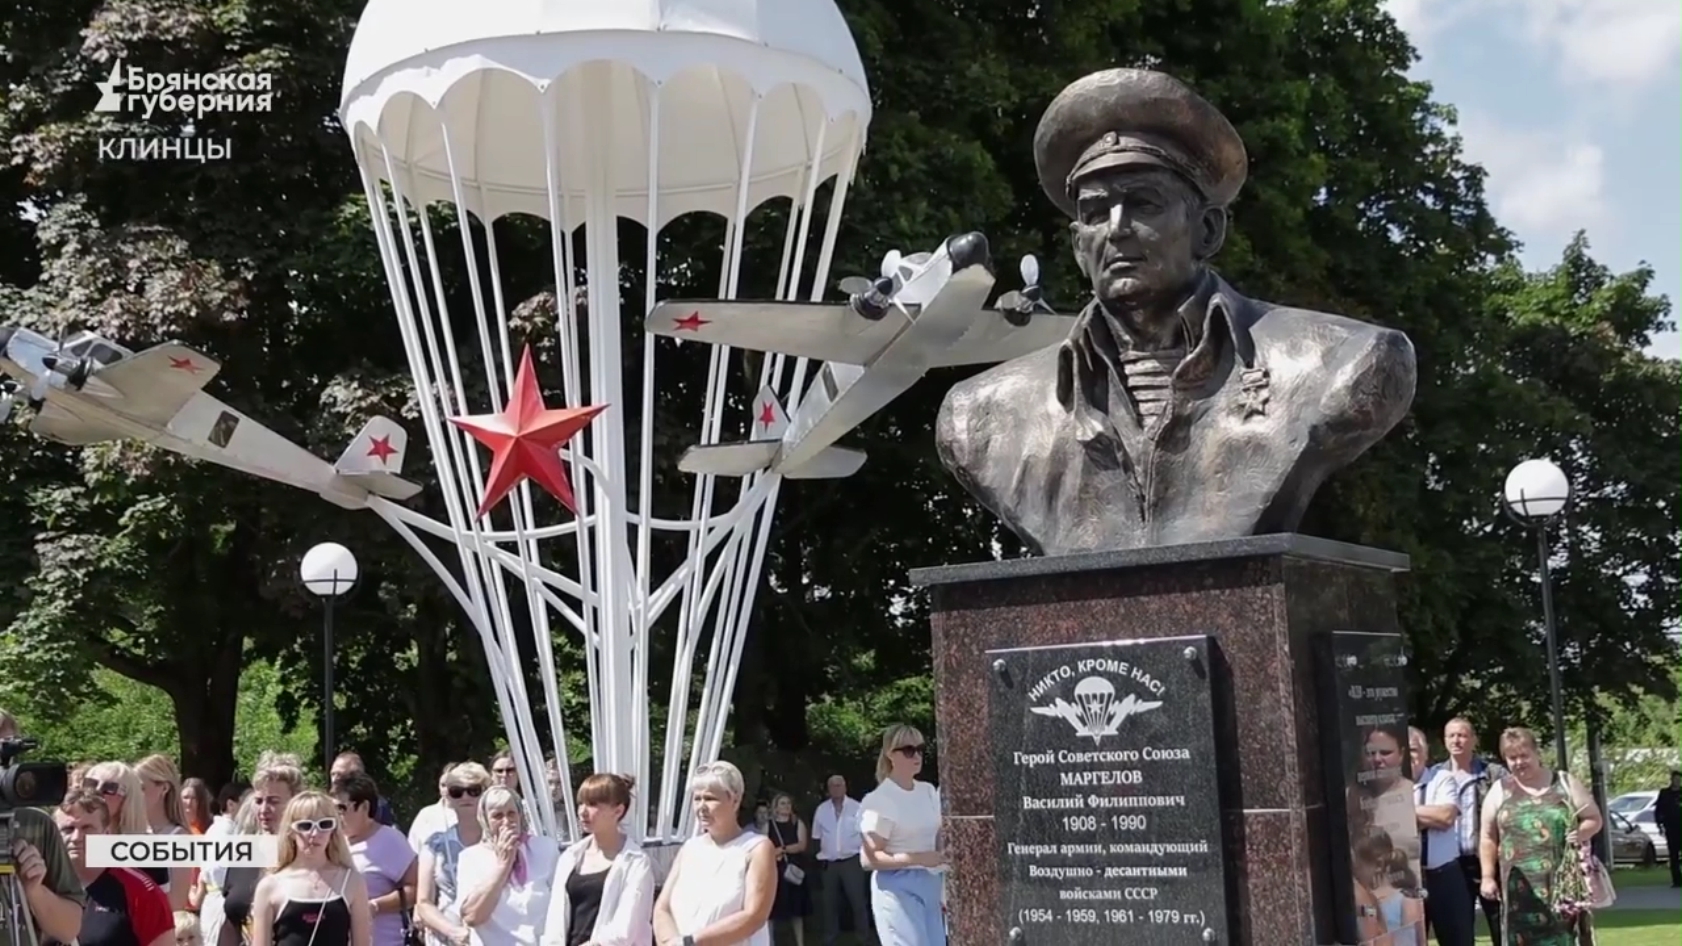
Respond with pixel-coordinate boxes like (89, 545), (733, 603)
(936, 69), (1417, 554)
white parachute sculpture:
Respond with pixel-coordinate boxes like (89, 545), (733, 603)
(338, 0), (871, 846)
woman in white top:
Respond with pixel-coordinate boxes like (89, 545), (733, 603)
(859, 724), (946, 946)
(457, 786), (561, 946)
(539, 773), (654, 946)
(652, 761), (776, 946)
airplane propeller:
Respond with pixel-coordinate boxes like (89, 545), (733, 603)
(34, 325), (92, 398)
(839, 248), (906, 322)
(996, 253), (1054, 326)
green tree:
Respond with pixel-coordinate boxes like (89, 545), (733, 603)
(0, 0), (1673, 806)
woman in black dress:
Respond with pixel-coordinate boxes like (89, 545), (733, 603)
(249, 791), (372, 946)
(766, 793), (812, 946)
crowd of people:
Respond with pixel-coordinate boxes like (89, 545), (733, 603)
(1349, 718), (1622, 946)
(0, 712), (950, 946)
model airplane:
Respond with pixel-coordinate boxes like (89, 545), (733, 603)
(646, 232), (1076, 479)
(0, 325), (422, 510)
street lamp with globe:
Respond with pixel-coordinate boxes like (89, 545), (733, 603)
(301, 542), (358, 774)
(1503, 458), (1572, 771)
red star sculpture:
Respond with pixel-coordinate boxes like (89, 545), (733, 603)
(169, 356), (201, 374)
(757, 400), (777, 431)
(673, 311), (709, 332)
(449, 347), (608, 518)
(366, 435), (398, 465)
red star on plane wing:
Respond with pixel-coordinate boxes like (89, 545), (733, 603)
(169, 356), (201, 374)
(757, 401), (777, 431)
(366, 435), (398, 465)
(673, 311), (709, 332)
(449, 346), (607, 517)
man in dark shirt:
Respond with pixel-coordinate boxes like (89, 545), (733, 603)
(1657, 770), (1681, 888)
(54, 790), (173, 946)
(0, 709), (87, 946)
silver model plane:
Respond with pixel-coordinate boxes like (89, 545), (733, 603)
(646, 232), (1076, 479)
(0, 325), (421, 510)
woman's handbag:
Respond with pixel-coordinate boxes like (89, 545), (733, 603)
(783, 864), (806, 885)
(1582, 846), (1616, 910)
(398, 884), (427, 946)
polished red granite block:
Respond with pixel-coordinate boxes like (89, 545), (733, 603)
(942, 816), (998, 945)
(915, 535), (1409, 946)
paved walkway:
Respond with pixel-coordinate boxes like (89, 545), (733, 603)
(1606, 883), (1681, 911)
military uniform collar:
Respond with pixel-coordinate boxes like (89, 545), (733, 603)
(1055, 270), (1258, 441)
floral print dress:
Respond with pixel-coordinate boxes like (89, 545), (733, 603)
(1493, 774), (1594, 946)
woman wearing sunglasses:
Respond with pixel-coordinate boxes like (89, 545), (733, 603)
(415, 763), (492, 946)
(85, 762), (161, 882)
(859, 724), (946, 946)
(249, 792), (372, 946)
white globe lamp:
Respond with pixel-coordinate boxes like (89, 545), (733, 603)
(301, 542), (357, 773)
(301, 542), (359, 597)
(1503, 458), (1570, 520)
(1503, 457), (1571, 772)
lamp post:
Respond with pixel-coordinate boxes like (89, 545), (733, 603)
(1503, 458), (1572, 772)
(301, 542), (358, 776)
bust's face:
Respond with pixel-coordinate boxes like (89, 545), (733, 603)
(1069, 166), (1223, 318)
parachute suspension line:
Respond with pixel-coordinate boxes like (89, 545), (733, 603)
(656, 222), (735, 838)
(677, 96), (766, 839)
(408, 161), (551, 837)
(695, 121), (855, 781)
(440, 124), (566, 839)
(541, 90), (589, 838)
(475, 153), (578, 837)
(360, 149), (526, 788)
(633, 85), (663, 839)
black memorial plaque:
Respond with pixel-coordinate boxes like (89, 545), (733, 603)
(1316, 631), (1424, 946)
(987, 637), (1231, 945)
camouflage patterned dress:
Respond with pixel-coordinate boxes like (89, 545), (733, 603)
(1493, 774), (1594, 946)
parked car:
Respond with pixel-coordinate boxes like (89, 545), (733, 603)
(1608, 811), (1659, 867)
(1609, 790), (1657, 817)
(1629, 806), (1670, 860)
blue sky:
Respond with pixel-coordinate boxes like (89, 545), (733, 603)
(1385, 0), (1680, 360)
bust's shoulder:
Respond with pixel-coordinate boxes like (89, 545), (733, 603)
(1246, 298), (1412, 363)
(936, 344), (1061, 460)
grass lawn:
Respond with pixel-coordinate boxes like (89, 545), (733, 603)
(1474, 910), (1681, 946)
(1613, 866), (1674, 887)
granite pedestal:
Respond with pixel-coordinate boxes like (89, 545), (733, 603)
(909, 533), (1411, 946)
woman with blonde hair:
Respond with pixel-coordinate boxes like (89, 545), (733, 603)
(197, 792), (261, 942)
(416, 763), (491, 946)
(860, 724), (945, 946)
(456, 785), (560, 946)
(539, 773), (654, 946)
(1478, 727), (1603, 945)
(85, 760), (165, 887)
(249, 791), (372, 946)
(137, 754), (195, 909)
(217, 753), (307, 946)
(653, 761), (775, 946)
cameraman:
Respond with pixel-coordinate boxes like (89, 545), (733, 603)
(0, 709), (87, 945)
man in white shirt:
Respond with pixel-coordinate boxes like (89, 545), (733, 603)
(1411, 727), (1471, 946)
(1418, 718), (1505, 944)
(811, 775), (874, 946)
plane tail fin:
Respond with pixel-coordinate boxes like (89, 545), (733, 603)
(333, 416), (423, 501)
(677, 386), (865, 479)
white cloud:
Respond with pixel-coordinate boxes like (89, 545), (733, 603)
(1508, 0), (1682, 87)
(1389, 0), (1682, 88)
(1455, 113), (1607, 237)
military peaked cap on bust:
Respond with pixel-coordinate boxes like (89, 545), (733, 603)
(1034, 68), (1249, 219)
